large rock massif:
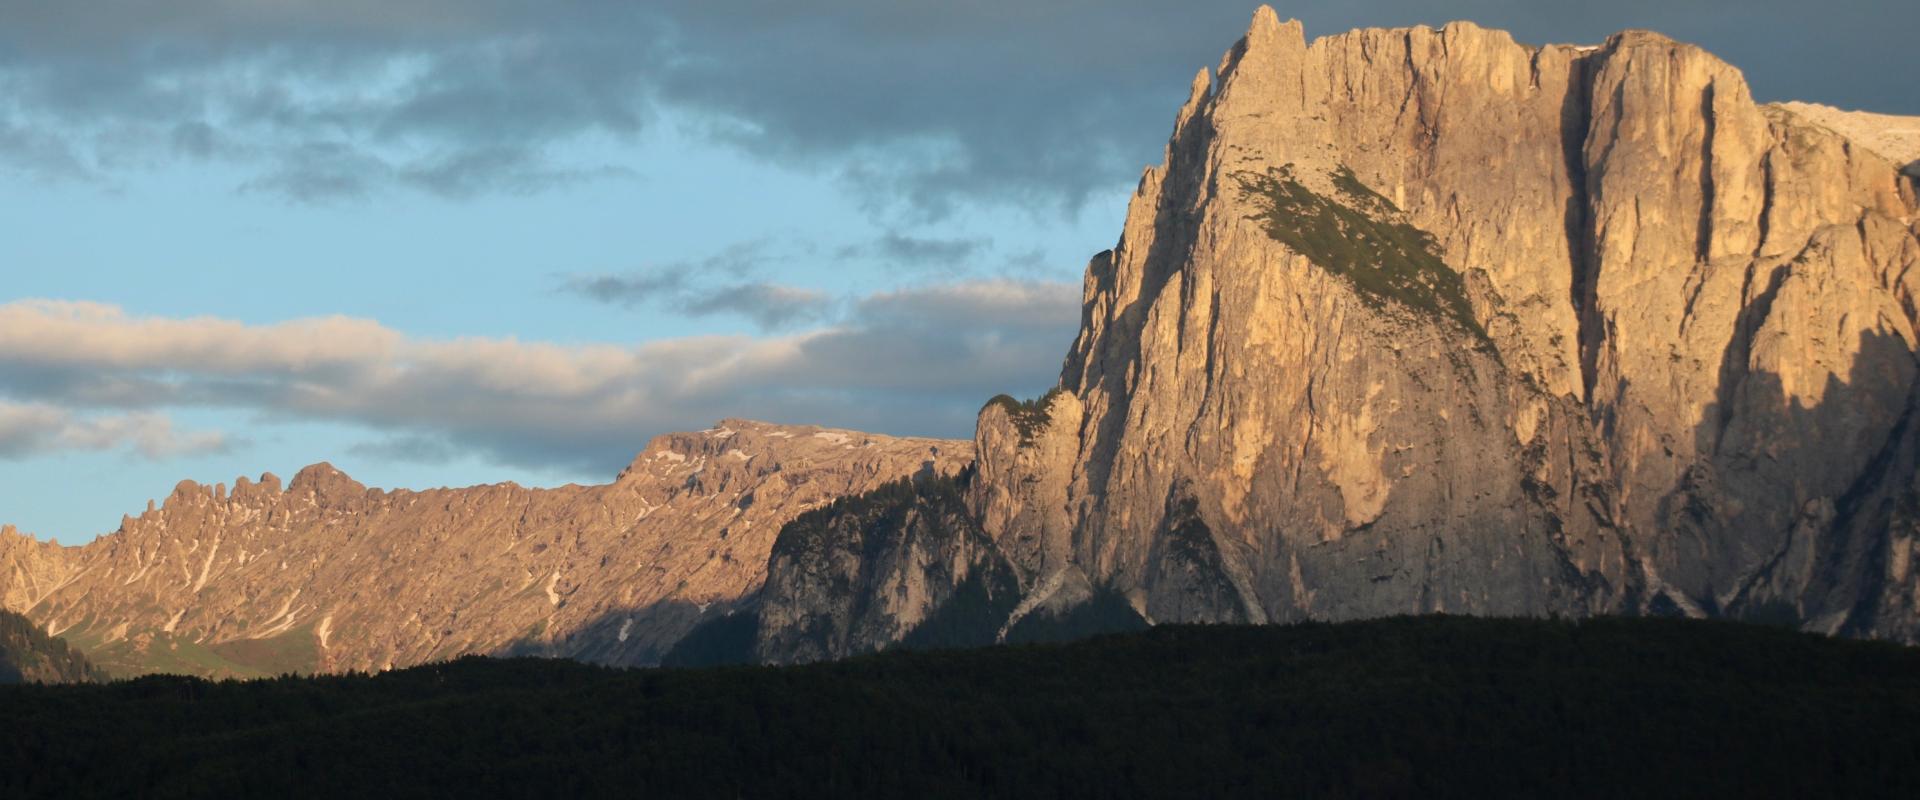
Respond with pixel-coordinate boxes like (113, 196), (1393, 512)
(715, 8), (1920, 663)
(0, 421), (965, 677)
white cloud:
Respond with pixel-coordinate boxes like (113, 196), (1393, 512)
(0, 401), (235, 460)
(0, 300), (401, 374)
(0, 280), (1078, 473)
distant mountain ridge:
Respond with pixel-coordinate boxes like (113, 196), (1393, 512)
(0, 420), (966, 677)
(1775, 101), (1920, 178)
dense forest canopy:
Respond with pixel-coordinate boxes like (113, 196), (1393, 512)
(4, 615), (1918, 797)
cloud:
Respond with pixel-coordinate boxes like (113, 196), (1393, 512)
(237, 140), (635, 202)
(561, 239), (832, 330)
(563, 272), (690, 307)
(0, 401), (236, 460)
(11, 2), (1908, 215)
(346, 435), (462, 465)
(0, 284), (1077, 474)
(0, 1), (657, 201)
(836, 232), (990, 272)
(561, 272), (831, 332)
(0, 120), (96, 181)
(561, 238), (787, 309)
(683, 283), (833, 330)
(565, 233), (1034, 331)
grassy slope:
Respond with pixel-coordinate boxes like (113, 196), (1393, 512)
(4, 615), (1919, 798)
(62, 622), (320, 681)
(1237, 164), (1494, 350)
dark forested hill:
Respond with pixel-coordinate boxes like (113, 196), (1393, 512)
(0, 609), (103, 685)
(3, 615), (1918, 798)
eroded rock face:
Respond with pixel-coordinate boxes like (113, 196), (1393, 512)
(0, 420), (967, 677)
(0, 525), (73, 614)
(990, 8), (1920, 638)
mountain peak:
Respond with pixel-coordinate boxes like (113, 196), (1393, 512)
(288, 462), (365, 498)
(1246, 5), (1297, 45)
(164, 479), (205, 508)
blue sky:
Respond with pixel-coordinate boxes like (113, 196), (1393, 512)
(3, 1), (1916, 543)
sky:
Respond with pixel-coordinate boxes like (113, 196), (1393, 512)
(3, 1), (1916, 543)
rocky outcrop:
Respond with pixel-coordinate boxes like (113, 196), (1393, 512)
(0, 526), (75, 614)
(0, 420), (967, 677)
(734, 8), (1920, 663)
(752, 471), (1020, 664)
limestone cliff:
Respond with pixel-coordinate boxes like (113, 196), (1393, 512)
(0, 420), (966, 677)
(734, 8), (1920, 662)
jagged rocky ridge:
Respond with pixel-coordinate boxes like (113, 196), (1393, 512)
(0, 421), (966, 677)
(696, 8), (1920, 664)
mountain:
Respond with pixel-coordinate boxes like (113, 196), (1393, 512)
(0, 609), (103, 684)
(8, 616), (1920, 797)
(704, 8), (1920, 663)
(8, 9), (1919, 675)
(0, 420), (966, 677)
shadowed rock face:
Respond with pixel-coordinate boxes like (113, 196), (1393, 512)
(0, 420), (968, 677)
(0, 608), (104, 684)
(732, 8), (1920, 663)
(752, 470), (1020, 665)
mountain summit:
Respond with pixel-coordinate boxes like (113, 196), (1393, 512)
(1006, 8), (1920, 631)
(708, 8), (1920, 662)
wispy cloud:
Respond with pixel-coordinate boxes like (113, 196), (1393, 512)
(563, 276), (831, 331)
(835, 232), (990, 272)
(0, 401), (236, 460)
(563, 230), (1050, 330)
(346, 434), (463, 465)
(560, 238), (834, 331)
(682, 283), (833, 330)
